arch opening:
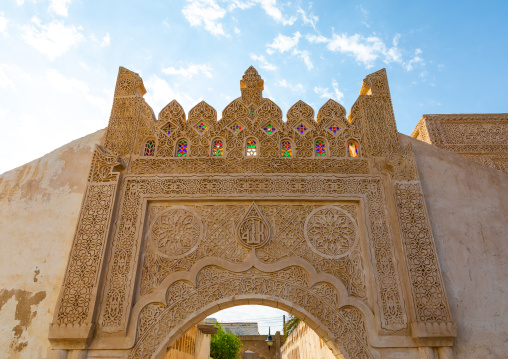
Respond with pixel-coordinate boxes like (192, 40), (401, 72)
(155, 304), (343, 359)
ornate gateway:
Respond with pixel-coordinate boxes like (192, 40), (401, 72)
(49, 66), (457, 359)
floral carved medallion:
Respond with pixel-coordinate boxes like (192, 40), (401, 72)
(149, 207), (203, 258)
(236, 202), (271, 248)
(304, 206), (358, 259)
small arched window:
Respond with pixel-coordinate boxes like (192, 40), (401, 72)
(246, 138), (258, 157)
(315, 139), (326, 156)
(281, 140), (292, 157)
(176, 139), (188, 157)
(348, 140), (359, 157)
(212, 139), (224, 157)
(144, 139), (155, 156)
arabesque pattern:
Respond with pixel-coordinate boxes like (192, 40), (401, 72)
(139, 202), (366, 300)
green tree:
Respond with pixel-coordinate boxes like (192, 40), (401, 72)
(210, 323), (243, 359)
(283, 315), (300, 339)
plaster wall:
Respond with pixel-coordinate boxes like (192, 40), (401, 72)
(281, 322), (338, 359)
(0, 130), (104, 358)
(407, 134), (508, 359)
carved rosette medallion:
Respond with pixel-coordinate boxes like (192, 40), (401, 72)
(149, 207), (203, 258)
(236, 202), (271, 248)
(304, 206), (358, 259)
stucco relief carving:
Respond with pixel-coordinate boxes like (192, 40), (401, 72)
(304, 206), (358, 259)
(393, 183), (452, 323)
(149, 207), (203, 258)
(237, 202), (271, 248)
(131, 266), (375, 359)
(50, 66), (458, 356)
(88, 146), (123, 183)
(100, 176), (407, 334)
(55, 183), (118, 325)
(51, 146), (122, 331)
(411, 114), (508, 174)
(138, 202), (367, 301)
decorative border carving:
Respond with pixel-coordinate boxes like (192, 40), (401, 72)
(129, 157), (370, 175)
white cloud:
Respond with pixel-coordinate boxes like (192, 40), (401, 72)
(21, 17), (84, 61)
(0, 64), (32, 91)
(393, 33), (401, 46)
(182, 0), (228, 37)
(49, 0), (73, 17)
(309, 32), (413, 69)
(144, 75), (201, 115)
(228, 0), (256, 11)
(314, 80), (344, 102)
(297, 6), (318, 29)
(182, 0), (295, 37)
(16, 0), (24, 5)
(404, 48), (424, 71)
(0, 13), (8, 36)
(278, 79), (304, 92)
(100, 33), (110, 47)
(267, 31), (301, 55)
(326, 34), (386, 67)
(257, 0), (296, 25)
(293, 49), (313, 70)
(250, 54), (277, 71)
(162, 63), (213, 79)
(46, 69), (109, 113)
(306, 34), (328, 44)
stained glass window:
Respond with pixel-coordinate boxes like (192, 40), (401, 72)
(144, 140), (155, 156)
(263, 124), (276, 135)
(315, 139), (326, 156)
(281, 140), (292, 157)
(230, 123), (242, 133)
(176, 140), (188, 157)
(197, 123), (208, 133)
(246, 139), (257, 156)
(162, 122), (175, 136)
(212, 139), (223, 157)
(348, 140), (359, 157)
(328, 124), (341, 134)
(296, 124), (308, 134)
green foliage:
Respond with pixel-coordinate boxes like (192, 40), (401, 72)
(283, 315), (300, 339)
(210, 323), (243, 359)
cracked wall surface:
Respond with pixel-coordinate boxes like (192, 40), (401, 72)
(0, 130), (104, 359)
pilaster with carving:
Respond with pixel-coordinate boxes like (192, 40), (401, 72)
(49, 146), (123, 349)
(388, 144), (457, 347)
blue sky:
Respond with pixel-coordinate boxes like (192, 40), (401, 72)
(1, 0), (508, 173)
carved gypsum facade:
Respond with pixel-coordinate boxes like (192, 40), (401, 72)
(411, 113), (508, 173)
(49, 66), (457, 359)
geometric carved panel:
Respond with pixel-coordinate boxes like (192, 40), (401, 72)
(140, 201), (364, 299)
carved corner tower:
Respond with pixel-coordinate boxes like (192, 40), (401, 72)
(49, 66), (457, 359)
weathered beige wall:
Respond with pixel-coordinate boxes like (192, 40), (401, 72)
(281, 322), (339, 359)
(407, 134), (508, 359)
(0, 130), (104, 358)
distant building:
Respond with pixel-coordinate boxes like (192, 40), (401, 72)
(205, 318), (260, 335)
